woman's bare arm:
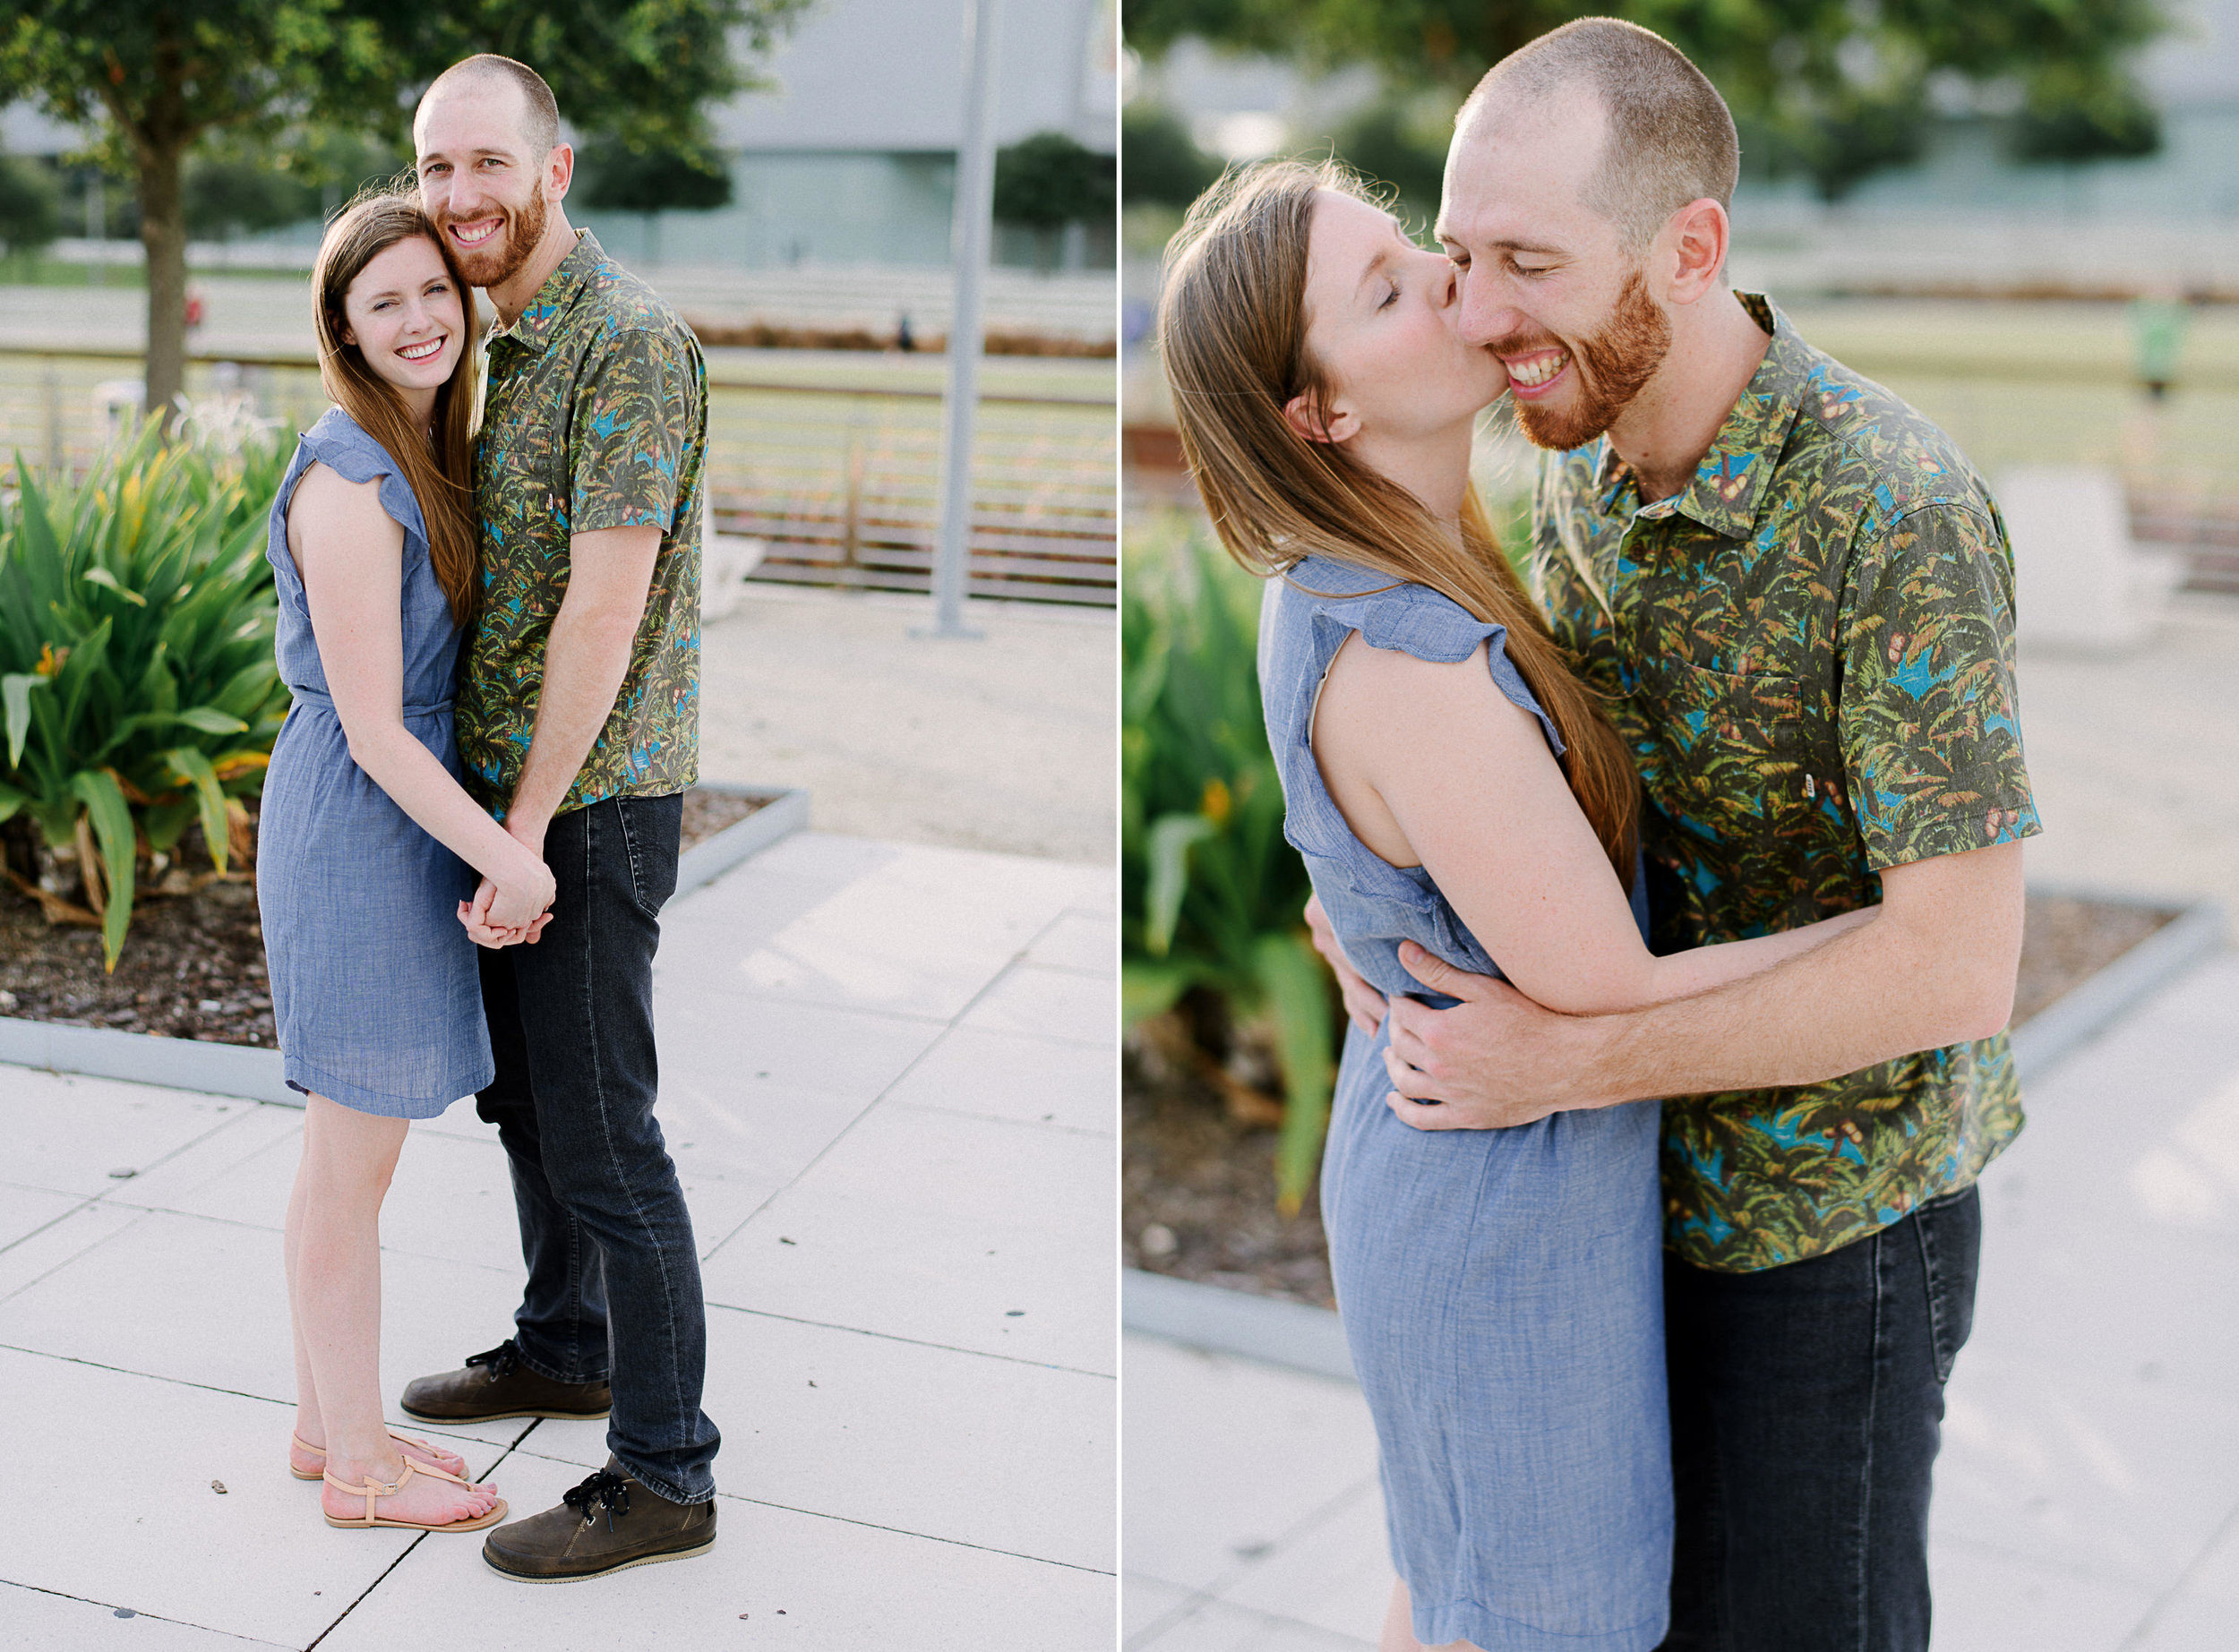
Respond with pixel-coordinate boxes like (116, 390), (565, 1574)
(1311, 632), (1873, 1016)
(287, 463), (554, 932)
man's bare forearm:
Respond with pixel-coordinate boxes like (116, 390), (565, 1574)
(1571, 899), (2017, 1106)
(504, 594), (641, 831)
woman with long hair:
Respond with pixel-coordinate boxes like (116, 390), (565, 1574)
(259, 190), (553, 1533)
(1157, 160), (1875, 1651)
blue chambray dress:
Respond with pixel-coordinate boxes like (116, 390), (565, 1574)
(256, 408), (494, 1117)
(1258, 555), (1671, 1652)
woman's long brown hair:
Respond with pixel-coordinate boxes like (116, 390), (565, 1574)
(1157, 159), (1640, 884)
(310, 189), (480, 626)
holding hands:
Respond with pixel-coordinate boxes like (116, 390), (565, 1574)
(458, 815), (557, 948)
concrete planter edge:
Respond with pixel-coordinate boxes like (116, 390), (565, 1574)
(1125, 889), (2229, 1379)
(0, 782), (810, 1108)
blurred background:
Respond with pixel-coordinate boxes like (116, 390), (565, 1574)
(0, 0), (1118, 618)
(0, 0), (1120, 867)
(1121, 0), (2239, 1293)
(1121, 4), (2239, 1648)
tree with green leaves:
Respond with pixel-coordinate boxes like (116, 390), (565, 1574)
(1121, 101), (1222, 209)
(1126, 0), (2171, 202)
(0, 151), (58, 260)
(0, 0), (809, 428)
(995, 131), (1117, 229)
(995, 131), (1117, 270)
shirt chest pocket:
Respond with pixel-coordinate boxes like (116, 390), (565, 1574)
(1651, 658), (1809, 816)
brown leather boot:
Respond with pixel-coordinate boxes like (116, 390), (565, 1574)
(399, 1340), (612, 1424)
(482, 1459), (716, 1582)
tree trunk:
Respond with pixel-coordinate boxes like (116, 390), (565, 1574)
(137, 139), (187, 432)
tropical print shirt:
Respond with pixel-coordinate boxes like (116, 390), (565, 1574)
(1531, 293), (2040, 1274)
(458, 230), (704, 816)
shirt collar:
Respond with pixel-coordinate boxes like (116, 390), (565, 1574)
(1591, 292), (1808, 540)
(488, 229), (605, 355)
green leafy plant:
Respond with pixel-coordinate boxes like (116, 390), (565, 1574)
(0, 421), (290, 969)
(1123, 521), (1336, 1212)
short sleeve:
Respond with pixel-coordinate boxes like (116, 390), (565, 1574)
(569, 329), (696, 535)
(1836, 501), (2041, 869)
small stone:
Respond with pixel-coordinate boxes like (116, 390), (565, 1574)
(210, 1480), (227, 1494)
(198, 999), (221, 1014)
(114, 1609), (136, 1619)
(1140, 1223), (1177, 1259)
(0, 989), (17, 1011)
(107, 1167), (137, 1179)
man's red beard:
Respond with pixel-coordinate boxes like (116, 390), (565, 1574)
(435, 188), (549, 290)
(1500, 270), (1672, 452)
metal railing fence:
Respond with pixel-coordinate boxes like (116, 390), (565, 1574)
(0, 347), (1118, 606)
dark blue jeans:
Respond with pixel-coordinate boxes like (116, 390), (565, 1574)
(1657, 1184), (1982, 1652)
(475, 792), (719, 1504)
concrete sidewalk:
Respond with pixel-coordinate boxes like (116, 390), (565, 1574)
(700, 586), (1116, 864)
(0, 830), (1117, 1649)
(1123, 948), (2239, 1651)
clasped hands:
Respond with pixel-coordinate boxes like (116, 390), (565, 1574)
(457, 817), (557, 949)
(1302, 894), (1599, 1132)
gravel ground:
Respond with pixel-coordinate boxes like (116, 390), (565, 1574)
(697, 582), (1116, 862)
(1124, 892), (2180, 1310)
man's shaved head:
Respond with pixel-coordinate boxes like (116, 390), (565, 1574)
(1457, 18), (1737, 253)
(418, 53), (560, 158)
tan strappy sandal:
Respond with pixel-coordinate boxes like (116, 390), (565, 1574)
(322, 1457), (509, 1532)
(289, 1429), (470, 1482)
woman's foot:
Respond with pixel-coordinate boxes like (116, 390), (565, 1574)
(289, 1424), (469, 1481)
(321, 1453), (502, 1529)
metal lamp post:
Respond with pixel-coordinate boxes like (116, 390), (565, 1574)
(921, 0), (1002, 640)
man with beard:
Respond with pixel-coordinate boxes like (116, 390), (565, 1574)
(1305, 20), (2036, 1649)
(393, 54), (719, 1582)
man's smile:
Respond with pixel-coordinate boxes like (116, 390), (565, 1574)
(1505, 347), (1571, 398)
(449, 217), (503, 247)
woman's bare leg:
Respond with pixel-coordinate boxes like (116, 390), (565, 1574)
(1379, 1578), (1484, 1652)
(285, 1126), (467, 1482)
(290, 1094), (496, 1526)
(285, 1148), (322, 1452)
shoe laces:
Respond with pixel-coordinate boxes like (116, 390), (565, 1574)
(465, 1340), (520, 1381)
(563, 1468), (632, 1530)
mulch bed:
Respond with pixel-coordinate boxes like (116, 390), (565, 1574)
(1125, 892), (2183, 1311)
(0, 786), (768, 1050)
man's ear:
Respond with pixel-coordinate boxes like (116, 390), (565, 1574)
(1283, 391), (1358, 446)
(546, 142), (574, 201)
(1663, 198), (1729, 305)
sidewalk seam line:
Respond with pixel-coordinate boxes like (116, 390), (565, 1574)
(0, 1579), (294, 1648)
(0, 1191), (103, 1258)
(305, 1425), (537, 1650)
(700, 1297), (1113, 1378)
(698, 930), (1053, 1265)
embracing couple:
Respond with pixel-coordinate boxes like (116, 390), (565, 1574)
(1162, 19), (2037, 1652)
(255, 54), (717, 1580)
